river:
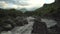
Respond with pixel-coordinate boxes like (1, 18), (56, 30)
(1, 17), (57, 34)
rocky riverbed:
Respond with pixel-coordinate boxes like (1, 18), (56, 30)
(0, 16), (58, 34)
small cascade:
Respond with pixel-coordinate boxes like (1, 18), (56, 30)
(1, 17), (35, 34)
(41, 18), (57, 28)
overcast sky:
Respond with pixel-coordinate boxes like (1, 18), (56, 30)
(0, 0), (55, 11)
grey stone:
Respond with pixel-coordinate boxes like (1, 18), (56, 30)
(32, 18), (48, 34)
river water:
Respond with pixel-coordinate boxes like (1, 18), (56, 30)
(1, 17), (57, 34)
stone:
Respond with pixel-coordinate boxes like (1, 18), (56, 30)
(15, 17), (28, 26)
(31, 18), (48, 34)
(0, 20), (15, 31)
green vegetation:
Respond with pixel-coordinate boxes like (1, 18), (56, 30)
(0, 8), (24, 18)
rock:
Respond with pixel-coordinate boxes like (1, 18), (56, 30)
(22, 19), (28, 25)
(0, 16), (28, 32)
(15, 19), (28, 26)
(31, 18), (48, 34)
(15, 17), (28, 26)
(0, 20), (15, 31)
(49, 24), (60, 34)
(0, 26), (4, 32)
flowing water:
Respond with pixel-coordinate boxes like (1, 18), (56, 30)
(41, 18), (57, 28)
(1, 17), (57, 34)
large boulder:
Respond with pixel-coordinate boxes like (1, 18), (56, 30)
(31, 17), (48, 34)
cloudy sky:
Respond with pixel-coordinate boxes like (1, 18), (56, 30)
(0, 0), (55, 11)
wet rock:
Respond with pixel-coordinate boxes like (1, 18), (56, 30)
(0, 26), (4, 32)
(0, 20), (15, 31)
(14, 17), (28, 26)
(15, 19), (28, 26)
(0, 16), (28, 32)
(49, 24), (60, 34)
(32, 18), (48, 34)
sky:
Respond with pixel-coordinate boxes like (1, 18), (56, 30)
(0, 0), (55, 11)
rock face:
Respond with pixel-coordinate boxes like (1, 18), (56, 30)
(31, 17), (48, 34)
(51, 0), (60, 33)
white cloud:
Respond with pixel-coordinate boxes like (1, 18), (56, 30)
(0, 1), (8, 8)
(45, 0), (55, 4)
(0, 0), (55, 11)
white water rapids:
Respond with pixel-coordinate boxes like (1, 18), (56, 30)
(1, 17), (57, 34)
